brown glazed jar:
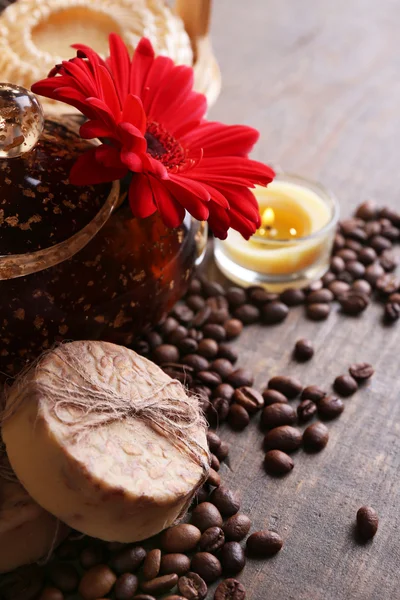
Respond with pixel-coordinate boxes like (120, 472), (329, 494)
(0, 119), (207, 376)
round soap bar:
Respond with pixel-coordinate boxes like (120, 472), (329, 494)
(2, 341), (210, 542)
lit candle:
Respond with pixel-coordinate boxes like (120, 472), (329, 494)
(214, 174), (339, 290)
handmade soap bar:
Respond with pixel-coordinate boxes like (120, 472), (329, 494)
(0, 466), (68, 573)
(2, 341), (210, 542)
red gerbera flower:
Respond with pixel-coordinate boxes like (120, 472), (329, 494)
(32, 35), (274, 239)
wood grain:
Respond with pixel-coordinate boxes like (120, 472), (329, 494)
(204, 2), (400, 599)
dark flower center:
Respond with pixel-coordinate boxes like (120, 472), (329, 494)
(145, 121), (187, 171)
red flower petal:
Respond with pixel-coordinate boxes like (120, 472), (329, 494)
(148, 176), (185, 228)
(108, 33), (131, 106)
(129, 38), (155, 97)
(120, 150), (144, 172)
(80, 120), (113, 139)
(182, 122), (259, 157)
(121, 95), (146, 134)
(165, 178), (210, 222)
(70, 148), (127, 185)
(129, 173), (157, 218)
(207, 201), (231, 240)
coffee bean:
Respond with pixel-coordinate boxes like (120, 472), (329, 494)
(389, 292), (400, 303)
(183, 354), (209, 371)
(78, 565), (117, 600)
(294, 338), (314, 362)
(303, 422), (329, 452)
(207, 431), (222, 453)
(328, 281), (350, 298)
(301, 385), (326, 403)
(56, 540), (80, 560)
(188, 278), (202, 294)
(140, 574), (178, 595)
(213, 383), (235, 402)
(38, 589), (63, 600)
(307, 289), (333, 304)
(202, 280), (225, 297)
(297, 399), (317, 422)
(197, 371), (222, 387)
(167, 326), (189, 344)
(178, 337), (199, 354)
(365, 262), (385, 285)
(206, 296), (229, 324)
(263, 425), (302, 452)
(227, 404), (250, 430)
(352, 279), (372, 296)
(142, 549), (161, 581)
(220, 542), (246, 575)
(160, 317), (179, 336)
(224, 319), (243, 339)
(333, 233), (346, 250)
(79, 545), (104, 569)
(346, 260), (365, 279)
(49, 564), (79, 593)
(246, 530), (283, 557)
(209, 397), (230, 424)
(336, 248), (358, 262)
(192, 306), (212, 328)
(178, 572), (208, 600)
(384, 301), (400, 322)
(365, 221), (382, 237)
(193, 486), (210, 506)
(261, 301), (289, 324)
(160, 554), (191, 576)
(222, 514), (252, 543)
(173, 304), (194, 324)
(191, 502), (223, 531)
(226, 287), (246, 307)
(161, 524), (202, 553)
(306, 303), (331, 320)
(369, 234), (392, 253)
(109, 546), (146, 574)
(334, 374), (358, 396)
(356, 506), (379, 540)
(349, 362), (374, 381)
(210, 486), (240, 517)
(264, 449), (294, 475)
(262, 388), (288, 406)
(379, 206), (400, 225)
(215, 440), (230, 461)
(163, 596), (186, 600)
(199, 526), (225, 552)
(306, 279), (324, 292)
(380, 249), (398, 272)
(210, 358), (234, 380)
(214, 579), (246, 600)
(197, 338), (219, 359)
(152, 344), (180, 365)
(187, 295), (206, 311)
(202, 324), (226, 341)
(208, 467), (221, 486)
(337, 270), (354, 284)
(280, 288), (305, 306)
(318, 396), (344, 420)
(321, 271), (335, 286)
(355, 200), (378, 221)
(261, 403), (297, 429)
(189, 328), (204, 342)
(358, 247), (377, 265)
(114, 574), (139, 600)
(218, 344), (238, 363)
(345, 238), (363, 252)
(233, 386), (264, 413)
(191, 553), (222, 583)
(1, 566), (44, 600)
(330, 256), (346, 274)
(248, 287), (278, 305)
(226, 368), (254, 388)
(233, 304), (260, 324)
(338, 291), (369, 315)
(268, 375), (303, 399)
(376, 273), (400, 295)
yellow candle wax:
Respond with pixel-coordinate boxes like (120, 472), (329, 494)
(219, 176), (336, 283)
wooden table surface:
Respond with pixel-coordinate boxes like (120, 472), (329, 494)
(203, 2), (400, 599)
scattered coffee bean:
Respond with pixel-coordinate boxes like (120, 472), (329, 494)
(261, 403), (297, 429)
(261, 301), (289, 324)
(191, 502), (223, 532)
(210, 358), (234, 379)
(142, 549), (161, 581)
(213, 383), (235, 402)
(346, 260), (365, 280)
(187, 295), (206, 311)
(38, 589), (63, 600)
(214, 579), (246, 600)
(173, 304), (194, 324)
(264, 449), (294, 475)
(226, 368), (254, 388)
(223, 514), (252, 542)
(224, 319), (243, 339)
(210, 486), (240, 517)
(160, 317), (179, 336)
(355, 200), (377, 221)
(262, 388), (288, 406)
(161, 524), (202, 553)
(178, 337), (199, 354)
(322, 271), (335, 286)
(227, 404), (250, 430)
(49, 564), (79, 594)
(163, 596), (186, 600)
(369, 234), (392, 253)
(233, 386), (264, 413)
(140, 574), (179, 595)
(209, 397), (230, 424)
(338, 291), (369, 316)
(307, 289), (334, 304)
(306, 302), (331, 320)
(246, 530), (283, 557)
(191, 552), (222, 583)
(349, 362), (374, 381)
(79, 545), (104, 569)
(220, 542), (246, 575)
(337, 248), (358, 262)
(192, 306), (212, 328)
(233, 304), (260, 324)
(268, 375), (303, 398)
(208, 468), (221, 487)
(376, 273), (400, 295)
(356, 506), (379, 540)
(380, 249), (398, 272)
(114, 573), (139, 600)
(160, 554), (190, 576)
(317, 395), (344, 420)
(301, 385), (326, 403)
(197, 370), (222, 387)
(218, 344), (238, 363)
(183, 354), (209, 371)
(178, 572), (208, 600)
(207, 431), (222, 453)
(167, 325), (189, 345)
(330, 256), (346, 274)
(280, 288), (305, 306)
(197, 339), (219, 359)
(263, 425), (302, 452)
(294, 338), (314, 361)
(226, 287), (247, 307)
(334, 374), (358, 396)
(201, 280), (225, 297)
(78, 565), (117, 600)
(199, 526), (225, 552)
(364, 262), (385, 285)
(297, 399), (317, 422)
(109, 546), (146, 574)
(215, 440), (230, 461)
(202, 324), (226, 342)
(303, 422), (329, 452)
(384, 301), (400, 322)
(352, 279), (372, 296)
(188, 278), (202, 294)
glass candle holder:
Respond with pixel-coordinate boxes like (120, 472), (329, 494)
(214, 173), (340, 291)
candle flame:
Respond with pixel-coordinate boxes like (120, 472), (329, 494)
(261, 207), (275, 228)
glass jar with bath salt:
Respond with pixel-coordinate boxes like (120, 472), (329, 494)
(0, 87), (207, 376)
